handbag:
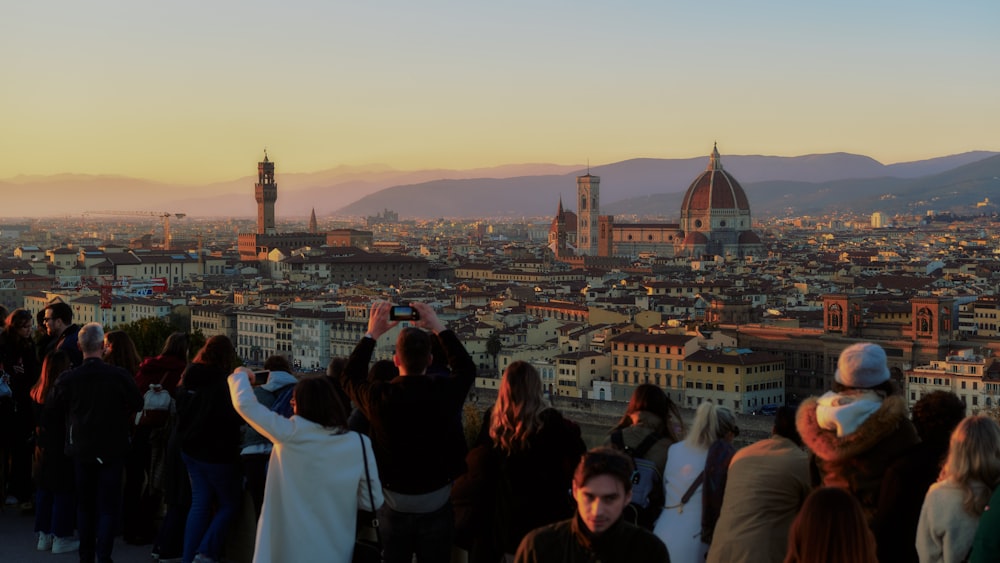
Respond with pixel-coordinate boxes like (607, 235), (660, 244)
(353, 433), (383, 563)
(135, 372), (175, 426)
(0, 370), (12, 398)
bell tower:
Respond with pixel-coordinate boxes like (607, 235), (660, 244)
(577, 172), (600, 256)
(255, 150), (277, 235)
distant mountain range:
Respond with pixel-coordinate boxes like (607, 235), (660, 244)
(4, 152), (998, 220)
(336, 151), (1000, 220)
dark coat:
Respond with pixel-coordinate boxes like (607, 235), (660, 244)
(32, 396), (74, 491)
(514, 514), (670, 563)
(0, 330), (42, 445)
(49, 323), (83, 368)
(175, 361), (243, 464)
(339, 330), (476, 495)
(52, 356), (144, 461)
(454, 406), (587, 559)
(872, 439), (949, 563)
(796, 394), (920, 523)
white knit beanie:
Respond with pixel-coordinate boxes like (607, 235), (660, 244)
(834, 343), (890, 389)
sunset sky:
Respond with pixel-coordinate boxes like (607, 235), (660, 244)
(4, 0), (998, 184)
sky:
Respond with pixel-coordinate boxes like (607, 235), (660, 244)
(4, 0), (999, 184)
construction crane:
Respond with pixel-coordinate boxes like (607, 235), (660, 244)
(84, 210), (187, 250)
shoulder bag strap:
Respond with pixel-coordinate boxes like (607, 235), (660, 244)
(681, 470), (705, 505)
(359, 433), (383, 549)
(632, 432), (662, 458)
(664, 470), (705, 512)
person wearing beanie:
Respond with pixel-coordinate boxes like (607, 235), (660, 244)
(795, 342), (919, 524)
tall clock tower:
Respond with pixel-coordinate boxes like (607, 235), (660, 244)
(255, 150), (277, 235)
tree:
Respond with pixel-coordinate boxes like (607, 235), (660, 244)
(117, 316), (204, 359)
(486, 331), (503, 375)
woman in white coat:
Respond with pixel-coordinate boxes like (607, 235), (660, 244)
(228, 367), (383, 563)
(653, 401), (737, 563)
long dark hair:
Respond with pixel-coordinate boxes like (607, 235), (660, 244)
(159, 332), (190, 361)
(292, 376), (349, 428)
(4, 308), (33, 342)
(30, 350), (72, 405)
(192, 335), (237, 370)
(611, 383), (684, 442)
(785, 487), (877, 563)
(104, 330), (142, 375)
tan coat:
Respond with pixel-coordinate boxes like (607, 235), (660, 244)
(705, 436), (811, 563)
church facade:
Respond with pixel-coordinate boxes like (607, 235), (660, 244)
(550, 144), (764, 261)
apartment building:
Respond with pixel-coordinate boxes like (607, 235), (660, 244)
(906, 348), (996, 415)
(683, 347), (786, 414)
(609, 332), (699, 402)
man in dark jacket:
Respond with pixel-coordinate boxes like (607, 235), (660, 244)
(514, 447), (670, 563)
(339, 301), (475, 563)
(43, 302), (82, 367)
(53, 322), (143, 563)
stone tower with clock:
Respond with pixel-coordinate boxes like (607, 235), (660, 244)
(255, 150), (278, 235)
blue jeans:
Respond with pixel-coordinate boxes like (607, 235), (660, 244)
(379, 502), (455, 563)
(181, 453), (242, 563)
(34, 487), (76, 538)
(75, 457), (124, 563)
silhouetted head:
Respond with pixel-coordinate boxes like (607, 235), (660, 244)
(786, 487), (877, 563)
(293, 376), (349, 428)
(193, 335), (237, 370)
(160, 332), (190, 361)
(911, 391), (966, 446)
(394, 327), (432, 375)
(264, 355), (292, 373)
(773, 405), (803, 446)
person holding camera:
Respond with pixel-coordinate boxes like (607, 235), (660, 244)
(338, 301), (476, 563)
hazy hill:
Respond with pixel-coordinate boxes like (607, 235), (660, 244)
(3, 152), (997, 219)
(337, 151), (1000, 219)
(606, 154), (1000, 218)
(0, 162), (581, 219)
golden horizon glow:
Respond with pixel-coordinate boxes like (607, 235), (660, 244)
(3, 1), (998, 184)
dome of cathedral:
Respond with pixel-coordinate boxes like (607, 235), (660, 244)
(680, 144), (750, 213)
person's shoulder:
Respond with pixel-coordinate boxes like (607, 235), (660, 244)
(523, 518), (572, 543)
(629, 526), (671, 558)
(540, 408), (583, 435)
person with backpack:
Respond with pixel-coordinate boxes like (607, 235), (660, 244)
(605, 384), (682, 530)
(240, 355), (299, 518)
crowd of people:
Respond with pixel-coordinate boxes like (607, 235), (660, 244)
(5, 301), (1000, 562)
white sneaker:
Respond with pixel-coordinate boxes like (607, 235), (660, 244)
(51, 536), (79, 554)
(36, 532), (53, 551)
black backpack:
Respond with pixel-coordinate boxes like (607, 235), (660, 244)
(611, 429), (664, 530)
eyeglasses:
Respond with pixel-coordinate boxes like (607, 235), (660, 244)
(42, 317), (54, 323)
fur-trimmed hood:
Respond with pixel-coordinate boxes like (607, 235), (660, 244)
(797, 393), (913, 463)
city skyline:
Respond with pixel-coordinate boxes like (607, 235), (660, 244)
(4, 1), (999, 184)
